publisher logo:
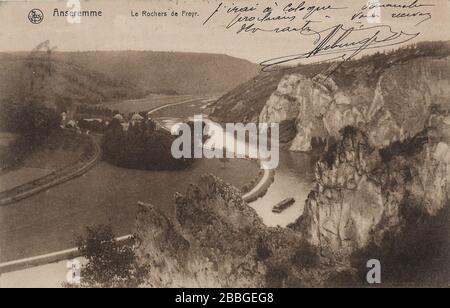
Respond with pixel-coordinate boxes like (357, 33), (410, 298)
(28, 9), (44, 24)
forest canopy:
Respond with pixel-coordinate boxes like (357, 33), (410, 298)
(101, 119), (196, 171)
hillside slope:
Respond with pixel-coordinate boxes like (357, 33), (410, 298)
(51, 51), (259, 95)
(0, 53), (146, 110)
(211, 63), (329, 123)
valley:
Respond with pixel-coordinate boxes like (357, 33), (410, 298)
(1, 42), (449, 287)
(0, 95), (261, 263)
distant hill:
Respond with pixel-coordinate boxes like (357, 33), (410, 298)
(0, 53), (147, 111)
(0, 50), (259, 114)
(51, 51), (259, 95)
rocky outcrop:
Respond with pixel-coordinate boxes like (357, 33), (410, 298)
(291, 120), (450, 262)
(134, 175), (265, 287)
(259, 57), (450, 152)
(260, 74), (335, 151)
(135, 174), (336, 287)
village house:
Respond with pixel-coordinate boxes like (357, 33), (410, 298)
(131, 113), (144, 125)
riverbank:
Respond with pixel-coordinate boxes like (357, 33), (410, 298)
(242, 166), (275, 203)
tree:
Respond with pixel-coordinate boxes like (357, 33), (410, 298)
(102, 119), (193, 171)
(71, 225), (149, 288)
(0, 99), (61, 169)
(0, 99), (59, 138)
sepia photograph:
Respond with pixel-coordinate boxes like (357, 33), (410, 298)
(0, 0), (449, 293)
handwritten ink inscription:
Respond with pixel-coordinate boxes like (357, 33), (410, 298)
(203, 0), (436, 71)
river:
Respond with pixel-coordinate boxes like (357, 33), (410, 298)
(153, 104), (316, 228)
(250, 151), (315, 227)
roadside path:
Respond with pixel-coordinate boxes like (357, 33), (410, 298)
(0, 137), (102, 206)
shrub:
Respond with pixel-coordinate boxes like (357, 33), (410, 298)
(291, 242), (319, 269)
(71, 225), (149, 288)
(256, 237), (272, 261)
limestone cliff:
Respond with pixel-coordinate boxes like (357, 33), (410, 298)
(256, 44), (450, 268)
(291, 120), (450, 262)
(259, 56), (450, 152)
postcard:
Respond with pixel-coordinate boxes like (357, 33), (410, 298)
(0, 0), (449, 290)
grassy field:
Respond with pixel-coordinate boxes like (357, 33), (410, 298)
(0, 158), (259, 262)
(23, 148), (83, 171)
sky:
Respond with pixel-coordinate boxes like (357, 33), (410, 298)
(1, 0), (450, 63)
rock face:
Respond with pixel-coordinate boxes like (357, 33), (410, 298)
(134, 174), (321, 288)
(134, 175), (263, 287)
(257, 47), (450, 267)
(260, 74), (335, 151)
(259, 57), (450, 152)
(291, 121), (450, 261)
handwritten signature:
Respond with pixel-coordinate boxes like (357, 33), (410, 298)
(259, 23), (420, 72)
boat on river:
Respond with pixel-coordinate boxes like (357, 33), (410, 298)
(272, 198), (295, 213)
